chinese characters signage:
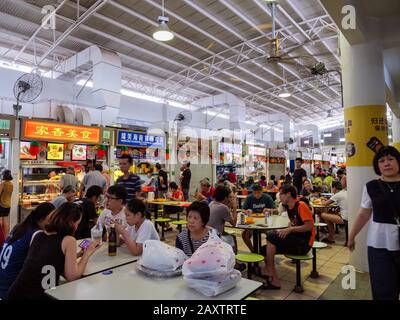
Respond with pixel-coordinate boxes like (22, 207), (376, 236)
(22, 120), (101, 144)
(219, 143), (242, 154)
(0, 115), (15, 138)
(117, 130), (165, 148)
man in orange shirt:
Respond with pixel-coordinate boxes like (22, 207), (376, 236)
(262, 185), (315, 290)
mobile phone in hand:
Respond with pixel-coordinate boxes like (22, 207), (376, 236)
(79, 239), (90, 250)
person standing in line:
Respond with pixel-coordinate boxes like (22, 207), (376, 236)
(180, 161), (191, 201)
(80, 164), (107, 198)
(0, 170), (13, 236)
(292, 158), (307, 195)
(348, 146), (400, 300)
(59, 166), (79, 191)
(116, 154), (142, 202)
(155, 163), (168, 198)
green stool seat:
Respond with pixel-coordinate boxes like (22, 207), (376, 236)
(236, 253), (264, 280)
(312, 241), (328, 249)
(310, 241), (327, 279)
(171, 220), (187, 232)
(236, 253), (264, 263)
(284, 252), (313, 293)
(154, 218), (172, 223)
(314, 222), (328, 227)
(154, 218), (172, 241)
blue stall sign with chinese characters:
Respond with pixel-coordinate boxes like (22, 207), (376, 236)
(117, 130), (165, 148)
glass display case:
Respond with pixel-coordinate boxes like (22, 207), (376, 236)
(19, 163), (64, 222)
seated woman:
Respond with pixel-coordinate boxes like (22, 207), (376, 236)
(319, 181), (348, 243)
(259, 176), (267, 188)
(114, 199), (159, 256)
(0, 203), (55, 299)
(6, 202), (100, 300)
(266, 180), (279, 193)
(176, 201), (210, 257)
(300, 179), (318, 198)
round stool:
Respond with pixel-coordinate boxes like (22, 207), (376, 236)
(171, 220), (187, 233)
(314, 222), (328, 241)
(284, 252), (313, 293)
(310, 241), (328, 278)
(236, 253), (264, 279)
(154, 218), (172, 241)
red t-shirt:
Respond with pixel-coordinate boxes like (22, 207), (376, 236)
(227, 172), (237, 183)
(171, 190), (184, 201)
(201, 187), (216, 199)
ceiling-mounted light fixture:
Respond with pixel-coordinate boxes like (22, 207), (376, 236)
(153, 0), (174, 42)
(278, 86), (291, 98)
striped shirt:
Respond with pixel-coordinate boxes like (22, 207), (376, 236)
(175, 229), (210, 257)
(116, 174), (142, 202)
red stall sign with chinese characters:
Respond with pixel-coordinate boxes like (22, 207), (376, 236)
(22, 120), (101, 144)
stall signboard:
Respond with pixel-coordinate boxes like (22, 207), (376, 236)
(102, 128), (114, 145)
(47, 143), (64, 160)
(219, 143), (242, 154)
(0, 115), (15, 138)
(248, 146), (266, 156)
(72, 145), (87, 161)
(20, 141), (37, 160)
(302, 152), (313, 160)
(22, 120), (101, 144)
(117, 130), (165, 148)
(269, 149), (286, 158)
(313, 154), (322, 161)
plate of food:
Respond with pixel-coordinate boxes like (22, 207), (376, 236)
(136, 263), (182, 278)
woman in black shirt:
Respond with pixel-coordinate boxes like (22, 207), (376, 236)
(7, 202), (99, 300)
(348, 146), (400, 300)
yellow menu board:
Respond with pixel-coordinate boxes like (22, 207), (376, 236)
(47, 143), (64, 160)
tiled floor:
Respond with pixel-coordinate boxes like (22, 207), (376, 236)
(162, 222), (373, 300)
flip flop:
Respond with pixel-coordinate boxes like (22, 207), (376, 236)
(262, 279), (281, 290)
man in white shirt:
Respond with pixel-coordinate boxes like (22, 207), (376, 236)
(97, 185), (128, 232)
(320, 181), (348, 243)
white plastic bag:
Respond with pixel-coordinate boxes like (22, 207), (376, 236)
(184, 270), (242, 297)
(140, 240), (188, 272)
(182, 229), (236, 277)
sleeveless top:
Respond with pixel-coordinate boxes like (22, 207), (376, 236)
(0, 181), (13, 208)
(284, 201), (312, 245)
(6, 233), (65, 300)
(0, 227), (37, 299)
(366, 179), (400, 224)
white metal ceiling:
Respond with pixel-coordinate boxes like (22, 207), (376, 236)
(0, 0), (342, 125)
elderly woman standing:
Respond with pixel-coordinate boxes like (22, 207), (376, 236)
(348, 146), (400, 300)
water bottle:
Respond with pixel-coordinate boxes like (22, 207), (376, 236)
(265, 212), (269, 225)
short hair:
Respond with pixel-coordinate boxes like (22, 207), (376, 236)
(45, 202), (82, 237)
(332, 181), (343, 191)
(303, 179), (311, 185)
(67, 166), (75, 172)
(336, 169), (344, 176)
(169, 181), (179, 189)
(95, 164), (103, 172)
(279, 184), (297, 199)
(187, 201), (210, 227)
(214, 186), (230, 202)
(252, 184), (262, 191)
(229, 168), (234, 173)
(200, 179), (211, 188)
(295, 158), (303, 162)
(107, 185), (128, 204)
(184, 161), (191, 168)
(156, 163), (161, 170)
(119, 154), (133, 164)
(373, 146), (400, 175)
(62, 185), (76, 194)
(270, 175), (276, 180)
(280, 175), (285, 180)
(2, 169), (12, 181)
(126, 198), (146, 218)
(260, 176), (266, 181)
(85, 185), (103, 198)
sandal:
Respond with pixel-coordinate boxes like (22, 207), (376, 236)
(262, 279), (281, 290)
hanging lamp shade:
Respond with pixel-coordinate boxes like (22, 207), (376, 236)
(153, 18), (174, 41)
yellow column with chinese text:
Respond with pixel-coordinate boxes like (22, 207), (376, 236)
(344, 105), (388, 166)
